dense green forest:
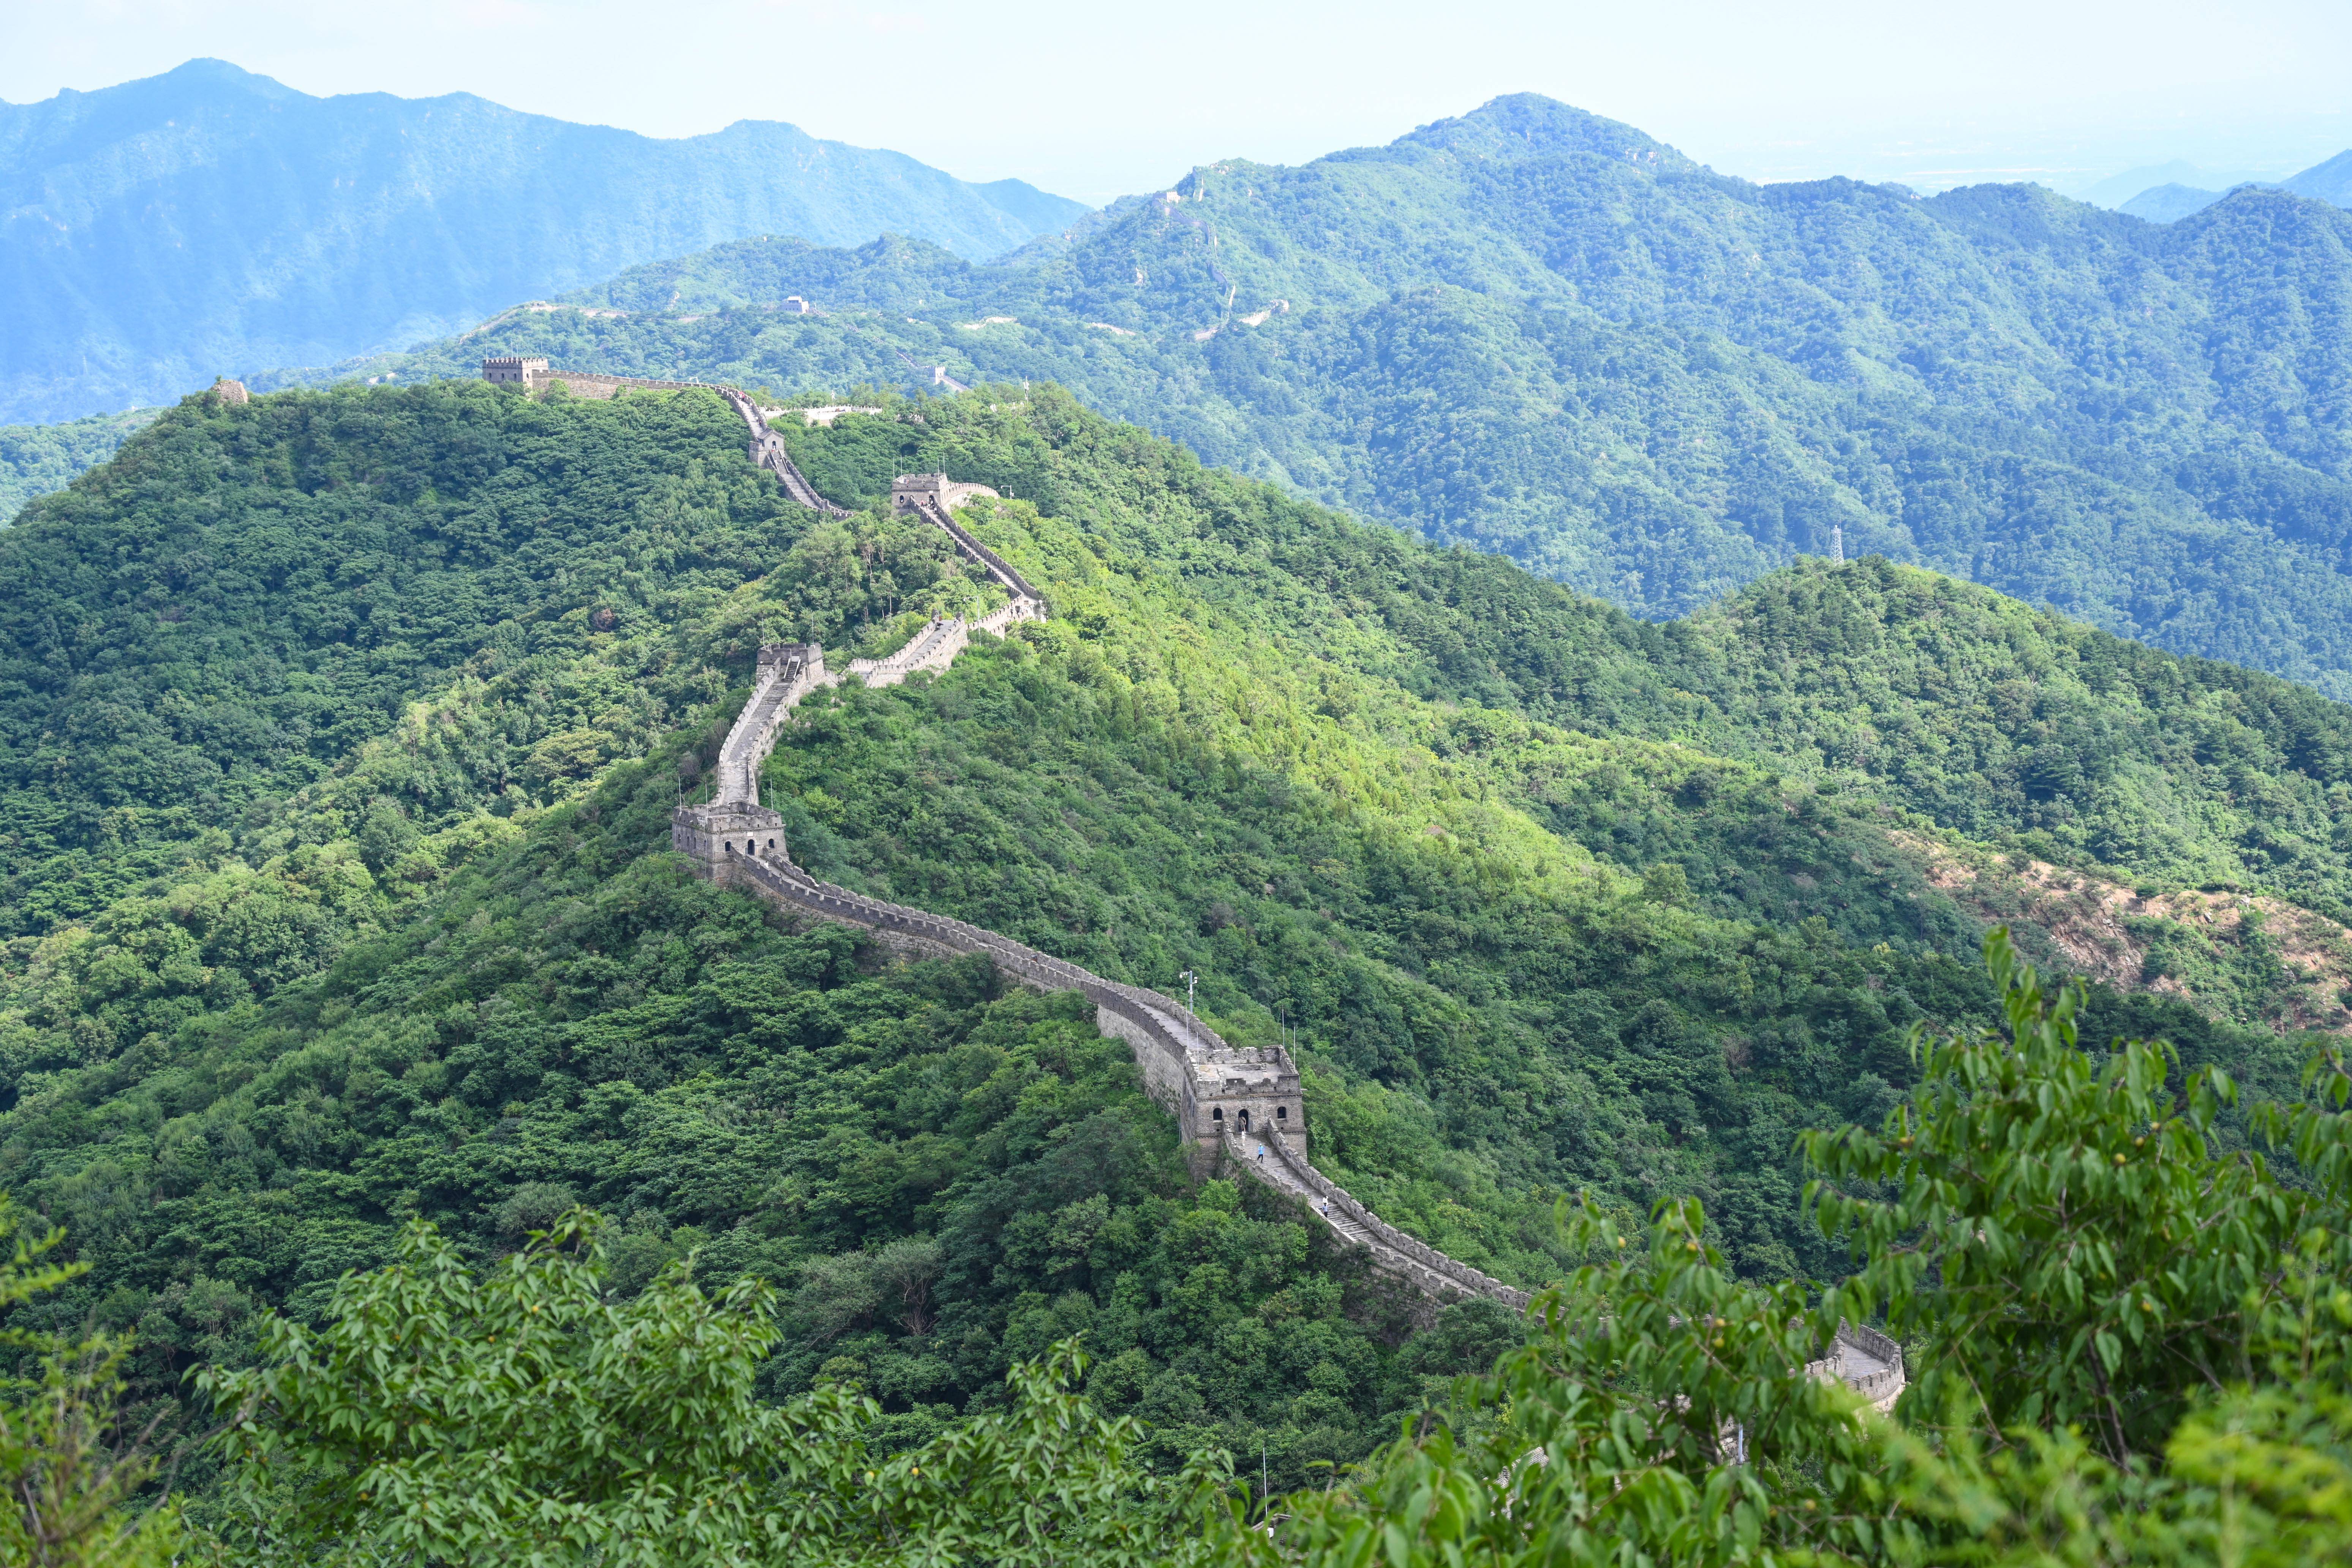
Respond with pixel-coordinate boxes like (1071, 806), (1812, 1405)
(226, 93), (2352, 700)
(18, 904), (2352, 1564)
(0, 408), (156, 521)
(1, 379), (2345, 1514)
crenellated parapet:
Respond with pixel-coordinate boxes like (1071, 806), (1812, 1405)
(671, 800), (787, 866)
(604, 369), (1903, 1400)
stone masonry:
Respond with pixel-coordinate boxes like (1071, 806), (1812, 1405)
(507, 356), (1900, 1384)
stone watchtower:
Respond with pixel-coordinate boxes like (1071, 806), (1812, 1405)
(671, 641), (828, 885)
(1187, 1047), (1307, 1157)
(482, 356), (549, 388)
(891, 473), (1002, 514)
(671, 800), (788, 885)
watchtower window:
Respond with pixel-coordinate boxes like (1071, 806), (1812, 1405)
(1211, 1108), (1223, 1122)
(725, 841), (736, 853)
(1276, 1106), (1287, 1121)
(767, 838), (778, 850)
(1238, 1108), (1251, 1132)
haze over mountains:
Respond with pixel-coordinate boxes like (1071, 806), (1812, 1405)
(0, 59), (1085, 423)
(2112, 149), (2352, 223)
(12, 76), (2352, 700)
(272, 94), (2352, 699)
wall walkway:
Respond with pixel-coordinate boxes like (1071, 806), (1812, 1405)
(515, 361), (1900, 1398)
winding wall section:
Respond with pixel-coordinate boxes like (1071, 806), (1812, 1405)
(503, 362), (1898, 1397)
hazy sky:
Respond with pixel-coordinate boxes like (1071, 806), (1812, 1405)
(5, 0), (2347, 204)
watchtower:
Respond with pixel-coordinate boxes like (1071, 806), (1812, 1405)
(891, 473), (1002, 515)
(1188, 1048), (1307, 1157)
(671, 801), (787, 869)
(482, 356), (549, 387)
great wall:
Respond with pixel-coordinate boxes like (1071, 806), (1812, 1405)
(484, 358), (1903, 1408)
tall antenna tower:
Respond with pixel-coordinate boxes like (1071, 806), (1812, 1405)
(1831, 526), (1845, 564)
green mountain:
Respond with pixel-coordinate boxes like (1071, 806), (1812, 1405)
(297, 94), (2352, 700)
(0, 59), (1086, 424)
(0, 407), (156, 522)
(2118, 181), (2228, 221)
(2283, 149), (2352, 207)
(0, 379), (2339, 1492)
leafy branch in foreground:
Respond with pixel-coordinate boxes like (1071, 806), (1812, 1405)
(1235, 928), (2352, 1567)
(1805, 931), (2351, 1464)
(0, 1197), (182, 1568)
(199, 1211), (1233, 1567)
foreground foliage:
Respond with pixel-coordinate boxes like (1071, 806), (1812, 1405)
(155, 930), (2352, 1564)
(1245, 931), (2352, 1567)
(201, 1213), (1225, 1567)
(0, 1198), (180, 1567)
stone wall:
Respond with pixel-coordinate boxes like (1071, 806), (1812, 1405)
(846, 616), (968, 689)
(895, 491), (1044, 604)
(843, 599), (1047, 690)
(711, 642), (830, 803)
(567, 357), (1898, 1392)
(1249, 1128), (1530, 1307)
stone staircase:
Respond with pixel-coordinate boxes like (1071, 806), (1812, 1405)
(529, 367), (1914, 1403)
(714, 387), (850, 518)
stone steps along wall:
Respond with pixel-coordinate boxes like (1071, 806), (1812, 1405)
(713, 645), (832, 806)
(846, 615), (969, 689)
(1807, 1321), (1905, 1413)
(752, 428), (849, 518)
(902, 494), (1044, 604)
(1226, 1124), (1532, 1309)
(648, 383), (1905, 1394)
(497, 365), (850, 520)
(842, 599), (1046, 691)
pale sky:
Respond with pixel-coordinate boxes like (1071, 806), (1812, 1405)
(5, 0), (2348, 204)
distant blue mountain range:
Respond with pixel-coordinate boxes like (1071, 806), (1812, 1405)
(0, 59), (1088, 423)
(2118, 150), (2352, 223)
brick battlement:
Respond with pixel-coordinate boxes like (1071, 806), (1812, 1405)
(551, 356), (1895, 1378)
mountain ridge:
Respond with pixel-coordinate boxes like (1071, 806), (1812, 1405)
(0, 59), (1088, 424)
(0, 375), (2338, 1499)
(2107, 144), (2352, 224)
(228, 92), (2352, 699)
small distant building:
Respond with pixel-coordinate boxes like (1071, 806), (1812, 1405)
(209, 377), (249, 405)
(482, 356), (549, 387)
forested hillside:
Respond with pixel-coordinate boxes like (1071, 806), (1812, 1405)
(0, 379), (2342, 1500)
(296, 93), (2352, 700)
(0, 406), (155, 521)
